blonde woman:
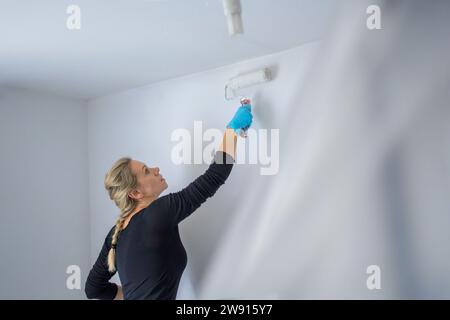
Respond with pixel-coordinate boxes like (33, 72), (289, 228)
(85, 103), (252, 300)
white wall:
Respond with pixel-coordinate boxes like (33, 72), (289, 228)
(87, 42), (319, 298)
(0, 89), (90, 299)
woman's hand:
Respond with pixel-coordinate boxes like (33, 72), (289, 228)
(114, 284), (124, 300)
(227, 103), (253, 135)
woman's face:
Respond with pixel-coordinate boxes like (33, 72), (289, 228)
(128, 160), (168, 202)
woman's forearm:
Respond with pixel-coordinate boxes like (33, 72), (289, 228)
(217, 128), (237, 160)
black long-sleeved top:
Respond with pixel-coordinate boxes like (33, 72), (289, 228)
(85, 151), (234, 300)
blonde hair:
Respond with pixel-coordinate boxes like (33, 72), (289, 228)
(104, 157), (138, 273)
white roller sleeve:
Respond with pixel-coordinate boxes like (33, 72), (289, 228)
(227, 68), (272, 91)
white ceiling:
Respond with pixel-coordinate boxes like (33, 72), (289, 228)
(0, 0), (336, 100)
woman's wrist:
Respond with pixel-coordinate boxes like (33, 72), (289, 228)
(217, 128), (237, 161)
(226, 127), (237, 135)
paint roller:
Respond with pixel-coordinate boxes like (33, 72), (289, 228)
(225, 68), (272, 100)
(224, 68), (273, 137)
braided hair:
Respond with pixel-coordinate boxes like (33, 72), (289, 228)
(104, 157), (138, 273)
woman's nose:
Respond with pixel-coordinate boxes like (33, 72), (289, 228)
(153, 167), (160, 175)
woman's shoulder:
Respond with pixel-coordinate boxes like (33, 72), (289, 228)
(145, 194), (172, 211)
(140, 194), (174, 227)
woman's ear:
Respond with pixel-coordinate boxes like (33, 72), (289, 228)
(128, 189), (141, 200)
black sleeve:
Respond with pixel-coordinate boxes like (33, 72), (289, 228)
(85, 227), (118, 300)
(163, 151), (234, 226)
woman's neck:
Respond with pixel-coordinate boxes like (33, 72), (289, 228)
(133, 197), (156, 214)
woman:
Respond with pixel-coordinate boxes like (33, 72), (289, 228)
(85, 103), (252, 300)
